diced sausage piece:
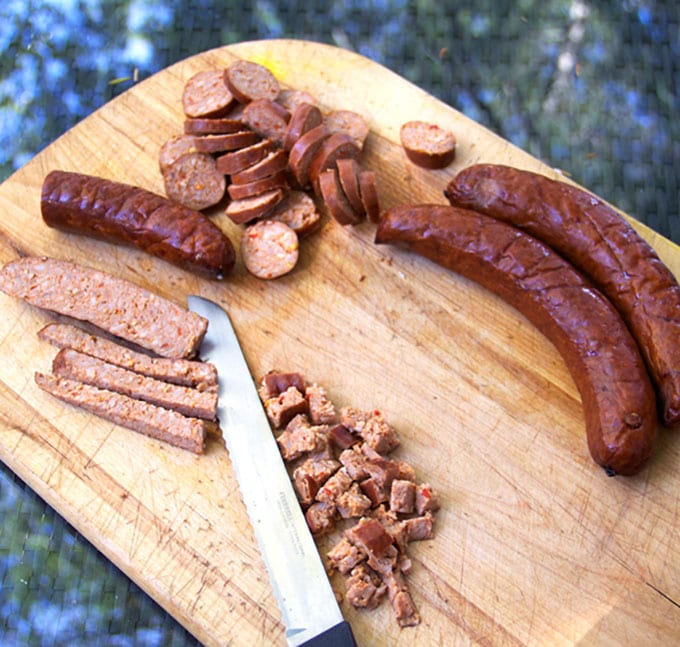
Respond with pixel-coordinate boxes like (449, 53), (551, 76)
(389, 479), (416, 514)
(0, 257), (207, 358)
(264, 385), (308, 429)
(327, 537), (366, 575)
(230, 149), (288, 184)
(242, 98), (290, 146)
(215, 138), (275, 176)
(308, 132), (361, 191)
(227, 171), (288, 201)
(382, 568), (421, 627)
(372, 505), (408, 550)
(336, 158), (365, 216)
(348, 517), (394, 560)
(293, 457), (340, 506)
(162, 152), (226, 211)
(276, 417), (328, 462)
(182, 69), (235, 118)
(336, 482), (372, 519)
(159, 134), (198, 173)
(396, 460), (417, 483)
(283, 102), (324, 151)
(306, 383), (336, 424)
(316, 467), (352, 503)
(415, 483), (440, 515)
(38, 323), (218, 391)
(225, 189), (285, 225)
(258, 371), (307, 401)
(402, 514), (435, 542)
(268, 190), (321, 237)
(360, 477), (388, 507)
(325, 109), (370, 150)
(345, 564), (387, 609)
(399, 120), (456, 169)
(52, 349), (218, 420)
(338, 445), (369, 480)
(277, 88), (316, 112)
(194, 130), (260, 154)
(224, 59), (280, 103)
(361, 444), (401, 487)
(358, 170), (381, 223)
(329, 423), (358, 450)
(318, 168), (362, 226)
(183, 117), (244, 135)
(305, 501), (337, 536)
(341, 407), (400, 453)
(241, 219), (299, 279)
(287, 124), (330, 188)
(35, 373), (206, 453)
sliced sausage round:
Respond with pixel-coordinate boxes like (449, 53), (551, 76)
(215, 138), (275, 176)
(277, 89), (316, 112)
(241, 220), (299, 279)
(194, 131), (260, 154)
(400, 120), (456, 169)
(242, 98), (290, 146)
(159, 134), (199, 173)
(162, 152), (226, 211)
(283, 102), (324, 151)
(319, 168), (361, 226)
(268, 190), (321, 237)
(225, 189), (285, 224)
(336, 158), (365, 216)
(288, 124), (330, 189)
(184, 117), (245, 135)
(182, 69), (235, 118)
(227, 171), (289, 200)
(358, 170), (380, 223)
(224, 60), (280, 103)
(325, 110), (370, 150)
(231, 149), (288, 184)
(308, 132), (361, 191)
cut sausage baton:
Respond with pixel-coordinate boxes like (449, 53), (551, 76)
(445, 163), (680, 428)
(41, 170), (235, 278)
(375, 204), (658, 476)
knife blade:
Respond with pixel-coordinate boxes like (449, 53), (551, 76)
(187, 296), (356, 647)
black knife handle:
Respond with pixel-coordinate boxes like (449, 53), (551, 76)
(301, 620), (357, 646)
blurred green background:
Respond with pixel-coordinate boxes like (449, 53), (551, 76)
(1, 0), (678, 644)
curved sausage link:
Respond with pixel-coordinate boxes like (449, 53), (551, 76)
(445, 164), (680, 428)
(375, 204), (658, 476)
(41, 170), (235, 279)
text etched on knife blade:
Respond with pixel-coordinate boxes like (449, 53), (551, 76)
(278, 490), (305, 557)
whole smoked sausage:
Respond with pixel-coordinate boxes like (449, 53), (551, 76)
(445, 164), (680, 428)
(375, 204), (658, 476)
(41, 170), (235, 279)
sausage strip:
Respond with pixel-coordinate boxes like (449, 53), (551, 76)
(38, 323), (218, 390)
(375, 204), (657, 476)
(445, 163), (680, 427)
(41, 170), (235, 279)
(52, 349), (218, 420)
(0, 256), (207, 359)
(35, 372), (206, 453)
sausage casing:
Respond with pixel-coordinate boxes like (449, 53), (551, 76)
(445, 164), (680, 427)
(41, 170), (235, 279)
(375, 204), (658, 476)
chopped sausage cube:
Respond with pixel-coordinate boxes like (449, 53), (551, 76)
(402, 514), (435, 542)
(327, 537), (366, 575)
(345, 564), (387, 610)
(329, 423), (358, 450)
(348, 517), (394, 560)
(336, 482), (372, 519)
(338, 445), (369, 480)
(415, 482), (440, 515)
(264, 385), (308, 428)
(306, 383), (336, 424)
(389, 479), (416, 514)
(292, 457), (340, 506)
(305, 501), (337, 536)
(276, 415), (328, 462)
(315, 467), (352, 504)
(340, 407), (400, 453)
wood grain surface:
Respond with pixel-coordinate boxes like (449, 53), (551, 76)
(0, 39), (679, 646)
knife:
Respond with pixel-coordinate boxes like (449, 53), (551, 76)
(187, 296), (356, 647)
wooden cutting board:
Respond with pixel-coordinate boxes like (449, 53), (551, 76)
(1, 39), (679, 645)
